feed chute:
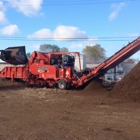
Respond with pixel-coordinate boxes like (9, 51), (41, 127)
(0, 46), (28, 65)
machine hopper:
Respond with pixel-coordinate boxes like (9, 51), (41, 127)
(0, 46), (28, 65)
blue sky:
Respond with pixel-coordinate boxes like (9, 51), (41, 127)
(0, 0), (140, 59)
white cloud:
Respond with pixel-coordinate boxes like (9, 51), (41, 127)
(30, 44), (40, 50)
(0, 11), (7, 23)
(28, 28), (53, 39)
(83, 37), (98, 45)
(28, 25), (88, 41)
(70, 43), (84, 49)
(54, 25), (87, 41)
(0, 1), (8, 23)
(109, 2), (125, 21)
(69, 38), (97, 50)
(6, 0), (43, 16)
(28, 25), (99, 51)
(0, 24), (19, 35)
(129, 33), (139, 37)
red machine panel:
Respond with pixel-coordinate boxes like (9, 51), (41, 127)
(0, 66), (28, 80)
(30, 63), (57, 79)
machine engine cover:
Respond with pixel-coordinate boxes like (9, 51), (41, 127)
(0, 46), (28, 65)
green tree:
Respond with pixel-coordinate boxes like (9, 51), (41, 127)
(60, 47), (69, 52)
(82, 44), (106, 62)
(39, 44), (60, 52)
(26, 52), (31, 59)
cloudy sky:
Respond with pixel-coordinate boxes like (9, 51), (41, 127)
(0, 0), (140, 58)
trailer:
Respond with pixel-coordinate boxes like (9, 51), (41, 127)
(0, 37), (140, 89)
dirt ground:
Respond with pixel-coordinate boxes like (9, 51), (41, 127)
(0, 80), (140, 140)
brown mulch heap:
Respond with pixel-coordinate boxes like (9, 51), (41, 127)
(110, 62), (140, 102)
(84, 80), (103, 91)
(82, 79), (108, 96)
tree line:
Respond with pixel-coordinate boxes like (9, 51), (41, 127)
(26, 44), (106, 62)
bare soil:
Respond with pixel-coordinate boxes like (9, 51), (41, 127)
(0, 78), (140, 140)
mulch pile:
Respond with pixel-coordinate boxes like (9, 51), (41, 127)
(84, 80), (103, 91)
(110, 62), (140, 102)
(83, 79), (108, 95)
(1, 60), (140, 103)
